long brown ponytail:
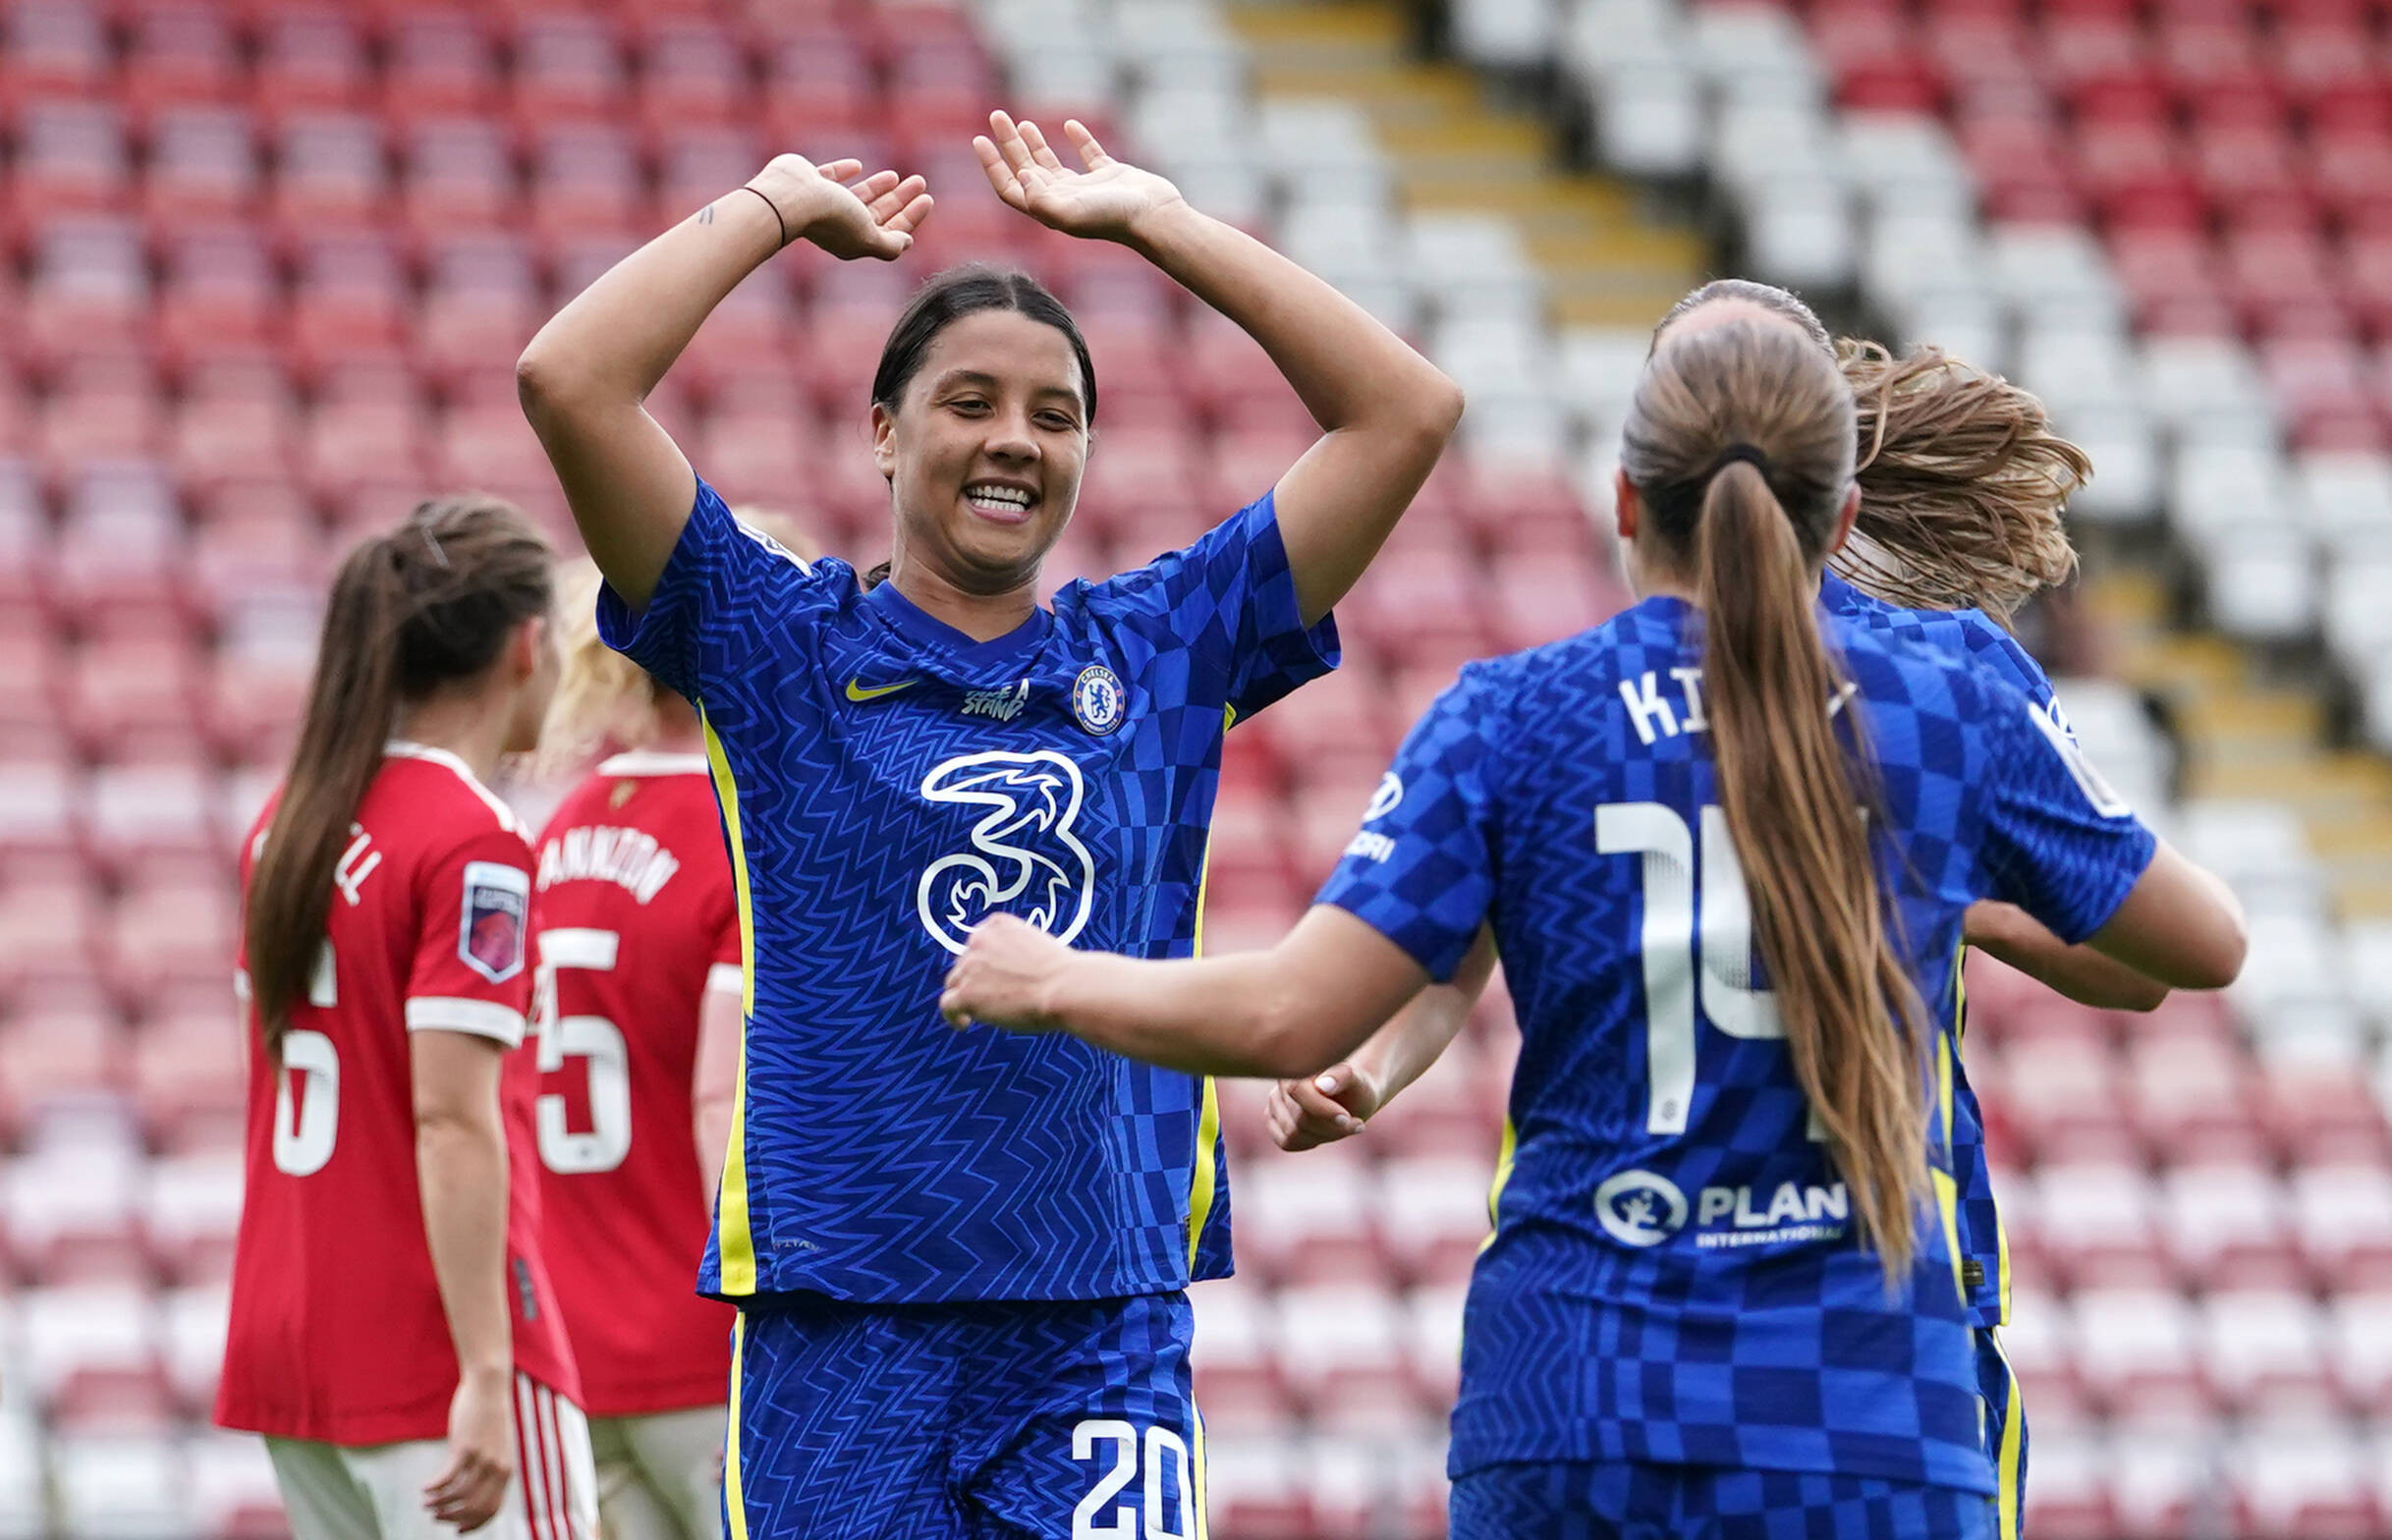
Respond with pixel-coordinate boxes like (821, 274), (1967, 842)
(246, 496), (553, 1059)
(1655, 279), (2086, 621)
(1622, 319), (1933, 1280)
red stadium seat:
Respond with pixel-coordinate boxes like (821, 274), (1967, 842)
(2125, 1035), (2268, 1163)
(23, 219), (154, 377)
(132, 1004), (249, 1154)
(528, 122), (644, 247)
(399, 116), (518, 243)
(2032, 1161), (2172, 1289)
(172, 388), (298, 496)
(1992, 1036), (2138, 1166)
(510, 13), (629, 129)
(123, 7), (242, 118)
(2292, 1163), (2392, 1291)
(1273, 1283), (1425, 1428)
(0, 1006), (126, 1142)
(2263, 1061), (2392, 1165)
(0, 1), (111, 108)
(1187, 1279), (1297, 1434)
(2159, 1161), (2307, 1291)
(378, 12), (501, 128)
(1342, 550), (1491, 672)
(636, 19), (754, 138)
(2201, 1290), (2342, 1416)
(266, 111), (388, 236)
(285, 233), (410, 380)
(2070, 1286), (2206, 1417)
(1374, 1155), (1496, 1288)
(108, 873), (240, 1004)
(143, 108), (263, 238)
(1076, 425), (1207, 546)
(9, 99), (133, 223)
(249, 5), (369, 118)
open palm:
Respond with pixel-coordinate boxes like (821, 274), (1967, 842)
(974, 111), (1185, 244)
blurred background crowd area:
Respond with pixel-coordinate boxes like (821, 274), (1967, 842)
(0, 0), (2390, 1534)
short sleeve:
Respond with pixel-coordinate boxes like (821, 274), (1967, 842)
(1314, 669), (1501, 981)
(1101, 490), (1340, 721)
(1974, 684), (2157, 944)
(594, 474), (828, 704)
(406, 829), (537, 1045)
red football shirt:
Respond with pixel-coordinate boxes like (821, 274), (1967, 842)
(217, 742), (582, 1446)
(529, 752), (740, 1416)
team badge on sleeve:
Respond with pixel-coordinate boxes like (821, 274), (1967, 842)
(1071, 665), (1126, 736)
(459, 861), (530, 983)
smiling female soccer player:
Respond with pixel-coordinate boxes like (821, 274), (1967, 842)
(939, 315), (2244, 1539)
(516, 112), (1461, 1537)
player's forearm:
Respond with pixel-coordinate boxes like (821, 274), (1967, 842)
(1965, 901), (2170, 1011)
(518, 195), (780, 414)
(416, 1114), (515, 1381)
(1352, 982), (1476, 1102)
(1125, 202), (1462, 447)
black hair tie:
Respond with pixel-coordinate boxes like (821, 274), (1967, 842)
(1705, 442), (1772, 479)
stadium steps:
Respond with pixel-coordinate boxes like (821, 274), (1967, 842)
(1224, 0), (1703, 326)
(2092, 572), (2392, 916)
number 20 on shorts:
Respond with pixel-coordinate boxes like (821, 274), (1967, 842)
(1072, 1419), (1197, 1540)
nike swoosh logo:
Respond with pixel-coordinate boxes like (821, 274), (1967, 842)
(844, 678), (919, 703)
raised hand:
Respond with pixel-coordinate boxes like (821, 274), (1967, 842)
(940, 913), (1072, 1033)
(746, 154), (933, 261)
(973, 111), (1186, 245)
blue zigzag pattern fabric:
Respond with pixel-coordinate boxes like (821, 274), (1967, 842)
(1316, 595), (2155, 1493)
(727, 1292), (1198, 1539)
(599, 476), (1335, 1304)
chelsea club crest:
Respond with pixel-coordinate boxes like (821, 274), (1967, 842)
(1071, 664), (1126, 736)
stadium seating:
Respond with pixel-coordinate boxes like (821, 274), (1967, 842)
(1, 0), (2383, 1535)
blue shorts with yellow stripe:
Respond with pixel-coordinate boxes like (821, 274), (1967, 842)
(1450, 1460), (1997, 1539)
(724, 1291), (1204, 1539)
(1976, 1329), (2027, 1540)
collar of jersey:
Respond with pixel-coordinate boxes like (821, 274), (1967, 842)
(861, 578), (1054, 679)
(383, 740), (525, 834)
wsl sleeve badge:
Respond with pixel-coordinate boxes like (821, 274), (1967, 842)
(459, 860), (530, 983)
(1071, 664), (1126, 736)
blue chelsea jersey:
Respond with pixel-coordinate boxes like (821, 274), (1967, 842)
(1820, 570), (2065, 1331)
(599, 476), (1337, 1304)
(1317, 597), (2154, 1491)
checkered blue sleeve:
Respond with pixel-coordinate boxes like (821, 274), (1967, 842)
(1314, 668), (1500, 981)
(1108, 490), (1341, 722)
(594, 474), (828, 703)
(1973, 679), (2157, 944)
(1959, 616), (2057, 711)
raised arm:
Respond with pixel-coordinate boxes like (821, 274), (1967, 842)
(940, 907), (1432, 1078)
(974, 113), (1463, 625)
(517, 156), (931, 608)
(1269, 924), (1496, 1150)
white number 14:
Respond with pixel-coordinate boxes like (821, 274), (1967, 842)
(1596, 802), (1789, 1135)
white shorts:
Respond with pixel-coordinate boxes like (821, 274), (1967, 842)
(264, 1374), (598, 1540)
(588, 1404), (728, 1540)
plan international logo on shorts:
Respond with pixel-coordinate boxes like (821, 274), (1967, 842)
(1592, 1168), (1850, 1249)
(458, 861), (529, 983)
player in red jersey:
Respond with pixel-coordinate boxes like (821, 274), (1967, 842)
(221, 495), (597, 1540)
(528, 510), (817, 1540)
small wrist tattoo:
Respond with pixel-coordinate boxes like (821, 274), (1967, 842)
(743, 185), (791, 248)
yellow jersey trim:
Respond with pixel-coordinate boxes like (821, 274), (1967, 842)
(1190, 1402), (1211, 1540)
(702, 713), (758, 1296)
(1481, 1116), (1518, 1252)
(725, 1312), (750, 1540)
(1993, 1333), (2026, 1540)
(1183, 708), (1234, 1274)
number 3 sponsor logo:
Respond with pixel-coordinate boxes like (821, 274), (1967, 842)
(1071, 1418), (1196, 1540)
